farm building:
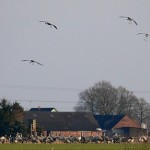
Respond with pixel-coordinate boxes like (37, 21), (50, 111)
(23, 109), (147, 138)
(23, 111), (101, 137)
(94, 115), (147, 138)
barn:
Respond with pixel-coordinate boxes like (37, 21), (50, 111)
(94, 115), (147, 138)
(23, 111), (102, 137)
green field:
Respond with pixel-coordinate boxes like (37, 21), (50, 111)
(0, 143), (149, 150)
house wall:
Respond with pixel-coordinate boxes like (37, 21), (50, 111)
(114, 128), (130, 137)
(112, 128), (124, 136)
(130, 128), (147, 137)
(105, 129), (125, 137)
(105, 130), (112, 137)
(130, 128), (139, 137)
(112, 128), (147, 138)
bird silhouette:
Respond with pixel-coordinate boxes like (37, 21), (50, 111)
(137, 33), (149, 41)
(39, 21), (57, 29)
(120, 16), (138, 25)
(22, 60), (43, 66)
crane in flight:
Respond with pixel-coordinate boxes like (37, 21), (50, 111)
(39, 21), (57, 29)
(120, 16), (138, 25)
(137, 33), (149, 41)
(22, 60), (43, 66)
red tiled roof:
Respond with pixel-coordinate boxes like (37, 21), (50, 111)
(113, 115), (140, 129)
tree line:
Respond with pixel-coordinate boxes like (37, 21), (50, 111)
(74, 80), (150, 124)
(0, 99), (43, 136)
(0, 98), (27, 136)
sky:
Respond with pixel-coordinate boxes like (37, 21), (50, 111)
(0, 0), (150, 111)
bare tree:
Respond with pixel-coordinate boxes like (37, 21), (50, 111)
(74, 81), (117, 115)
(116, 86), (138, 116)
(74, 81), (149, 120)
(76, 87), (97, 114)
(93, 81), (117, 115)
(134, 98), (150, 123)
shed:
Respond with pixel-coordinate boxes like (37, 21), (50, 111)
(94, 115), (143, 137)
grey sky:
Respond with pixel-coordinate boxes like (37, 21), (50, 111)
(0, 0), (150, 111)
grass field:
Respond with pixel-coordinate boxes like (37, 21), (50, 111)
(0, 143), (150, 150)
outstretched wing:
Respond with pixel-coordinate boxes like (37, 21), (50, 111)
(52, 24), (57, 29)
(39, 21), (57, 29)
(137, 33), (146, 35)
(22, 60), (31, 62)
(132, 19), (138, 25)
(34, 61), (43, 66)
(119, 16), (128, 18)
(39, 21), (47, 23)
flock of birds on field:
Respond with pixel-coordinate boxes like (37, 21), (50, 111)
(22, 16), (149, 67)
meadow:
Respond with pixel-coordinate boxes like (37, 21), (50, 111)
(0, 143), (150, 150)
